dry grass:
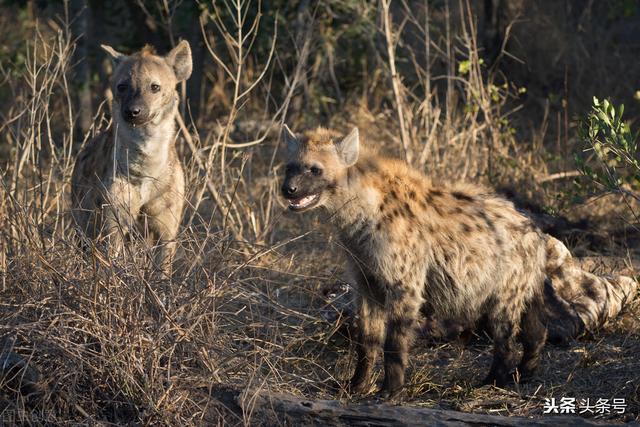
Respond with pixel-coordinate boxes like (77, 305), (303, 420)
(0, 1), (638, 425)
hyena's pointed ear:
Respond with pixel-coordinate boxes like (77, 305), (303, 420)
(166, 40), (192, 82)
(101, 44), (126, 68)
(336, 127), (359, 167)
(283, 124), (300, 156)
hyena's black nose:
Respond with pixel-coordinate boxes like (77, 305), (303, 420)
(282, 184), (298, 197)
(125, 107), (141, 118)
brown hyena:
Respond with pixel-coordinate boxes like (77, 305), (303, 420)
(71, 42), (191, 273)
(281, 126), (548, 398)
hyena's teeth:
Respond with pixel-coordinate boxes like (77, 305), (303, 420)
(289, 194), (318, 209)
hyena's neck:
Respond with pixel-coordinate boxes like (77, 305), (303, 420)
(325, 154), (436, 243)
(112, 106), (178, 180)
(325, 156), (385, 237)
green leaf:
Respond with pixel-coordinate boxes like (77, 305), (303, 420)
(458, 60), (471, 75)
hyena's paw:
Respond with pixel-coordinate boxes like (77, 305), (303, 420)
(347, 377), (373, 395)
(515, 361), (540, 383)
(378, 375), (406, 402)
(480, 372), (511, 388)
(376, 385), (406, 403)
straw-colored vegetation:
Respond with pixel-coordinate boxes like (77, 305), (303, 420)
(0, 1), (638, 424)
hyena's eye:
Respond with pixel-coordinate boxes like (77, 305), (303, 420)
(150, 83), (161, 93)
(116, 83), (128, 93)
(310, 166), (323, 176)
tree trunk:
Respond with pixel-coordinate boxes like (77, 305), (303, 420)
(211, 386), (622, 427)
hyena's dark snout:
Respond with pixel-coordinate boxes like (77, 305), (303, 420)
(281, 182), (298, 198)
(125, 107), (142, 118)
(281, 175), (301, 199)
(122, 102), (150, 125)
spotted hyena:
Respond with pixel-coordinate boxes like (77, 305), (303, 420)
(281, 126), (548, 398)
(71, 42), (191, 273)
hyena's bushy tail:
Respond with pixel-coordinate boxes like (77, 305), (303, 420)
(543, 236), (638, 343)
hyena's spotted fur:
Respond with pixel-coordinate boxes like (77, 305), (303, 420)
(71, 42), (192, 273)
(543, 236), (638, 341)
(281, 126), (548, 397)
(422, 236), (638, 342)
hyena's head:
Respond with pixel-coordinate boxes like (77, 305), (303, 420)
(281, 126), (359, 212)
(101, 41), (192, 127)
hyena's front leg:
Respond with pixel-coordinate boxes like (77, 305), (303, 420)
(381, 280), (424, 399)
(101, 183), (141, 258)
(145, 193), (184, 276)
(101, 209), (125, 257)
(349, 272), (386, 394)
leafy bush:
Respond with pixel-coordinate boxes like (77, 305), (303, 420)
(577, 97), (640, 204)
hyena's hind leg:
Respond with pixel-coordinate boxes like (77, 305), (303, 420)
(483, 316), (519, 387)
(349, 271), (386, 395)
(483, 285), (523, 387)
(484, 280), (546, 386)
(517, 292), (547, 380)
(517, 242), (547, 380)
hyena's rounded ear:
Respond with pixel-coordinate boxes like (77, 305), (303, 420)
(283, 124), (300, 156)
(337, 127), (359, 167)
(166, 40), (192, 82)
(101, 44), (126, 68)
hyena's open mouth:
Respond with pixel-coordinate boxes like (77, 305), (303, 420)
(288, 194), (319, 211)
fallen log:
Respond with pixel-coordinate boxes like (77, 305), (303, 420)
(212, 386), (635, 427)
